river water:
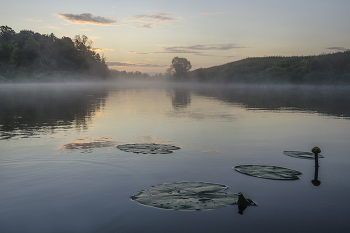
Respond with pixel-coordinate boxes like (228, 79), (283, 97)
(1, 82), (350, 233)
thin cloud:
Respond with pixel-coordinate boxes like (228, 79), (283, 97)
(155, 48), (201, 54)
(90, 48), (114, 52)
(80, 29), (92, 31)
(131, 24), (152, 29)
(128, 51), (149, 55)
(155, 43), (246, 54)
(91, 47), (103, 52)
(169, 44), (246, 51)
(24, 18), (42, 22)
(195, 54), (236, 58)
(89, 36), (101, 40)
(106, 61), (166, 67)
(326, 47), (349, 51)
(200, 11), (225, 16)
(127, 12), (177, 23)
(48, 25), (61, 29)
(124, 12), (178, 29)
(57, 13), (117, 25)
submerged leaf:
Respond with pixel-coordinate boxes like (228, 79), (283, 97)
(132, 182), (239, 210)
(234, 165), (302, 180)
(283, 151), (324, 159)
(116, 143), (180, 154)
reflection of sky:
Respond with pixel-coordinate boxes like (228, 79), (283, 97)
(2, 86), (350, 233)
(2, 0), (350, 74)
(85, 87), (350, 157)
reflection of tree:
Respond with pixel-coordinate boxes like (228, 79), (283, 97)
(171, 88), (191, 110)
(195, 86), (350, 119)
(0, 84), (108, 140)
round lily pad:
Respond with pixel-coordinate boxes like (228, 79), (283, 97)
(283, 151), (324, 159)
(116, 143), (180, 154)
(234, 165), (302, 180)
(131, 182), (239, 210)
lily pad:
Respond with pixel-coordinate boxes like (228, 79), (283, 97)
(116, 143), (180, 154)
(283, 151), (324, 159)
(234, 165), (302, 180)
(60, 137), (117, 153)
(131, 182), (239, 210)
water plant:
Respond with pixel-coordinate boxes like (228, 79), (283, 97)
(131, 182), (247, 210)
(60, 137), (116, 152)
(283, 151), (324, 159)
(312, 146), (322, 169)
(116, 143), (180, 154)
(237, 192), (256, 214)
(234, 165), (302, 180)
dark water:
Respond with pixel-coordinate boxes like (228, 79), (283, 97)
(1, 83), (350, 233)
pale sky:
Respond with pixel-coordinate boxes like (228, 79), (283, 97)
(1, 0), (349, 75)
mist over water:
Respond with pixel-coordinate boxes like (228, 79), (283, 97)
(1, 82), (350, 140)
(1, 82), (350, 233)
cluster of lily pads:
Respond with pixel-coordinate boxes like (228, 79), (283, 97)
(115, 142), (254, 211)
(64, 138), (322, 211)
(127, 144), (323, 211)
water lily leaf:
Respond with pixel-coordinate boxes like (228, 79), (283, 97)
(131, 182), (238, 210)
(116, 143), (180, 154)
(234, 165), (302, 180)
(60, 137), (117, 153)
(283, 151), (324, 159)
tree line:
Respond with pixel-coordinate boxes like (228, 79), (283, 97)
(0, 25), (111, 81)
(189, 52), (350, 84)
(0, 25), (194, 82)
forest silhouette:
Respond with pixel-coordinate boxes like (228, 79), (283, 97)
(1, 25), (350, 84)
(0, 26), (110, 81)
(190, 52), (350, 84)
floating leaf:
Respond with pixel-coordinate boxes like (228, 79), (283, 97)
(116, 143), (180, 154)
(60, 137), (117, 153)
(234, 165), (302, 180)
(131, 182), (238, 210)
(283, 151), (324, 159)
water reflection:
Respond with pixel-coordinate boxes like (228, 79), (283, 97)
(311, 147), (322, 186)
(2, 84), (350, 141)
(195, 85), (350, 119)
(171, 88), (191, 110)
(312, 165), (321, 186)
(0, 84), (108, 140)
(238, 204), (248, 215)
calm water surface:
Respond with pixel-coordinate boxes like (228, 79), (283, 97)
(1, 83), (350, 233)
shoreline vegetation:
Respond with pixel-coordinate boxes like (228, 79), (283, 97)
(1, 26), (349, 84)
(0, 26), (151, 83)
(189, 51), (350, 84)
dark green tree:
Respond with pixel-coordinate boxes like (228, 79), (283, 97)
(14, 30), (35, 48)
(0, 40), (18, 74)
(17, 37), (42, 75)
(0, 26), (110, 81)
(0, 26), (15, 43)
(171, 57), (192, 78)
